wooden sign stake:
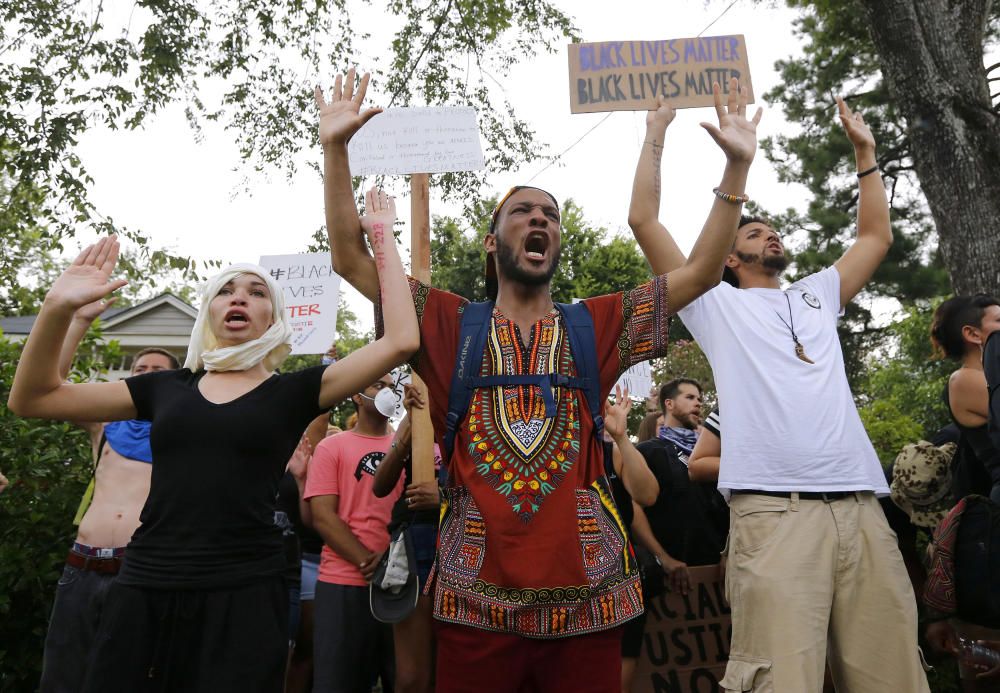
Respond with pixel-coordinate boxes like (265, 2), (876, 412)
(409, 172), (435, 484)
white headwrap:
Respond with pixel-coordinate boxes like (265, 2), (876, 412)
(183, 263), (293, 373)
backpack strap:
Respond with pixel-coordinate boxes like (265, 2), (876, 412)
(443, 301), (495, 463)
(554, 302), (604, 440)
(442, 300), (605, 472)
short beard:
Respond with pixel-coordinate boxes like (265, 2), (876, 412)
(735, 250), (788, 274)
(675, 412), (700, 430)
(495, 236), (561, 287)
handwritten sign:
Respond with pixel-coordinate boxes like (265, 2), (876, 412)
(567, 35), (753, 113)
(348, 107), (486, 176)
(258, 253), (341, 355)
(634, 565), (731, 692)
(617, 360), (654, 401)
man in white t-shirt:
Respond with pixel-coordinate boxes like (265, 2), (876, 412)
(627, 97), (929, 691)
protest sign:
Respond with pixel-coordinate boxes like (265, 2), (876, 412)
(616, 360), (653, 400)
(567, 35), (753, 113)
(348, 107), (486, 176)
(258, 253), (341, 355)
(634, 564), (731, 693)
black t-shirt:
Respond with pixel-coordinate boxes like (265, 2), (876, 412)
(602, 440), (635, 534)
(636, 437), (729, 566)
(388, 458), (440, 533)
(277, 471), (324, 555)
(120, 366), (327, 589)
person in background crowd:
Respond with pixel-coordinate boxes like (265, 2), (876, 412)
(40, 293), (178, 693)
(931, 295), (1000, 504)
(602, 387), (662, 693)
(306, 370), (402, 693)
(279, 414), (329, 693)
(371, 383), (440, 693)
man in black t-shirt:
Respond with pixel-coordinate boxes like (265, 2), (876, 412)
(635, 380), (728, 569)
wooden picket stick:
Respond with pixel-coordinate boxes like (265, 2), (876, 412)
(408, 172), (435, 484)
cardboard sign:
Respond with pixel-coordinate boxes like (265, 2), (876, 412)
(258, 253), (341, 355)
(634, 564), (731, 692)
(348, 107), (486, 175)
(567, 35), (753, 113)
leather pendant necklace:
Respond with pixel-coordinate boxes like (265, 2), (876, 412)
(774, 293), (815, 364)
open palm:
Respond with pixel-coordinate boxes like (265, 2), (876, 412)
(48, 237), (128, 312)
(315, 67), (382, 147)
(837, 96), (876, 151)
(700, 78), (762, 164)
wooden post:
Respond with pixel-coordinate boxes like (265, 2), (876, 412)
(409, 172), (435, 484)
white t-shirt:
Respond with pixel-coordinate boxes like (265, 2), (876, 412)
(679, 266), (889, 496)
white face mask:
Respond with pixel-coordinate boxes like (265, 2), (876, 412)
(360, 387), (397, 418)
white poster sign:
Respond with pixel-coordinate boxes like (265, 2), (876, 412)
(616, 359), (653, 400)
(348, 107), (486, 175)
(258, 253), (341, 355)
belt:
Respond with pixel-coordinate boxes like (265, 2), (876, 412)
(730, 490), (860, 502)
(66, 550), (123, 574)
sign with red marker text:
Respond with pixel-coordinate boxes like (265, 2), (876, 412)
(634, 564), (731, 693)
(258, 253), (341, 355)
(567, 35), (753, 113)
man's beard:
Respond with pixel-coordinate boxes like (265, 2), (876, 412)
(495, 236), (561, 287)
(675, 411), (700, 430)
(735, 250), (788, 273)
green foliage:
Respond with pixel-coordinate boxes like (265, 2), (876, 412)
(1, 0), (577, 302)
(856, 303), (952, 466)
(762, 1), (955, 384)
(0, 329), (120, 690)
(429, 197), (652, 302)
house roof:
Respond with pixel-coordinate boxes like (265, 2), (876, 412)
(1, 293), (196, 338)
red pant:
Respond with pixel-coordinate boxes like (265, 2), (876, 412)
(435, 621), (623, 693)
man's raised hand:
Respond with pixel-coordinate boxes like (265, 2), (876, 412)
(700, 77), (762, 164)
(47, 237), (128, 314)
(603, 385), (632, 441)
(315, 67), (382, 148)
(836, 96), (876, 153)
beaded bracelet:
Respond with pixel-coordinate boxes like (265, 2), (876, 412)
(857, 165), (880, 179)
(712, 187), (749, 204)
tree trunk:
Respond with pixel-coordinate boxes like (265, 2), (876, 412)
(858, 0), (1000, 297)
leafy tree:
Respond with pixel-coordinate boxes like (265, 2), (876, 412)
(1, 0), (578, 298)
(763, 1), (999, 367)
(429, 197), (652, 302)
(0, 330), (121, 690)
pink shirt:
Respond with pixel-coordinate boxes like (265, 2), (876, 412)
(304, 430), (402, 586)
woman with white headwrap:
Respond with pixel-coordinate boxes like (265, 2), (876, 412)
(9, 191), (418, 692)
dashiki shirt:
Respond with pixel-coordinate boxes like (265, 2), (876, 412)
(387, 276), (670, 638)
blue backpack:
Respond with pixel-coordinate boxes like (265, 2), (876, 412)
(441, 301), (604, 481)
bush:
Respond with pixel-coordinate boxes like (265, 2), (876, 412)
(0, 331), (115, 691)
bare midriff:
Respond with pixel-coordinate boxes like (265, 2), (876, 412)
(75, 436), (151, 549)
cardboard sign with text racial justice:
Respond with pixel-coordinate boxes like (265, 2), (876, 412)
(568, 35), (753, 113)
(634, 565), (731, 693)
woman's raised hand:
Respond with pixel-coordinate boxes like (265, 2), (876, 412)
(47, 237), (128, 313)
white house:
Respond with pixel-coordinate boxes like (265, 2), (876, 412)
(1, 293), (197, 380)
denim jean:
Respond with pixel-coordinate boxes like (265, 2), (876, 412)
(40, 563), (117, 693)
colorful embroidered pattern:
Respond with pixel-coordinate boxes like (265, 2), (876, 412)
(432, 480), (644, 638)
(437, 488), (486, 589)
(433, 573), (644, 638)
(466, 310), (581, 521)
(618, 275), (670, 371)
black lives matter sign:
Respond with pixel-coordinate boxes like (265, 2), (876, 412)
(634, 565), (732, 693)
(567, 35), (754, 113)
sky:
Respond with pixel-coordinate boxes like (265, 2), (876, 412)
(73, 0), (814, 331)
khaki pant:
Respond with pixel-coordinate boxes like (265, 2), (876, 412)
(719, 492), (930, 692)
